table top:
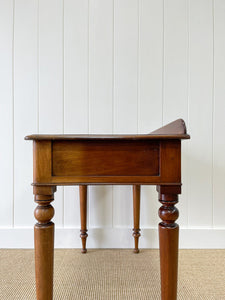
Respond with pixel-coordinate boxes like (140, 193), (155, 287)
(25, 119), (190, 141)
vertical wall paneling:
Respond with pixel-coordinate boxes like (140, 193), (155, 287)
(89, 0), (113, 134)
(1, 0), (225, 248)
(14, 0), (38, 226)
(163, 0), (188, 123)
(39, 0), (64, 226)
(89, 0), (114, 228)
(64, 0), (89, 228)
(114, 0), (138, 134)
(113, 0), (139, 227)
(0, 0), (14, 227)
(139, 0), (163, 134)
(213, 0), (225, 227)
(188, 0), (213, 226)
(64, 0), (89, 135)
(139, 0), (163, 229)
(163, 0), (188, 227)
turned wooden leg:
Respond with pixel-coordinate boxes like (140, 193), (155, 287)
(80, 185), (88, 253)
(34, 186), (56, 300)
(157, 185), (180, 300)
(133, 185), (141, 253)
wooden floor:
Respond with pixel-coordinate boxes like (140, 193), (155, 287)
(0, 249), (224, 299)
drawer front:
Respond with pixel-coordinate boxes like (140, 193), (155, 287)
(52, 140), (159, 177)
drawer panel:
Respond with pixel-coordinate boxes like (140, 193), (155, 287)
(52, 140), (159, 177)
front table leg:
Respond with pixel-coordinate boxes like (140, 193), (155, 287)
(34, 187), (56, 300)
(157, 186), (180, 300)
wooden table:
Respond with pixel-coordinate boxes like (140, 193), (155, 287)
(25, 119), (190, 300)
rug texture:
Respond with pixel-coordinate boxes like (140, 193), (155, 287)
(0, 249), (224, 299)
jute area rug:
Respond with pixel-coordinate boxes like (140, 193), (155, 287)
(0, 249), (224, 299)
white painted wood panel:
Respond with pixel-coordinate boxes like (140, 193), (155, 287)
(188, 0), (213, 227)
(64, 0), (89, 228)
(114, 0), (139, 134)
(139, 0), (163, 134)
(213, 0), (225, 227)
(2, 228), (225, 249)
(163, 0), (188, 123)
(14, 0), (38, 226)
(163, 0), (189, 227)
(39, 0), (64, 227)
(0, 0), (14, 227)
(89, 0), (113, 134)
(89, 0), (114, 228)
(64, 0), (89, 135)
(138, 0), (163, 228)
(113, 0), (139, 228)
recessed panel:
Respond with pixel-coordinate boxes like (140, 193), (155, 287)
(52, 140), (159, 177)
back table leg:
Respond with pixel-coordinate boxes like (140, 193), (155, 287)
(80, 185), (88, 253)
(133, 185), (141, 253)
(157, 185), (180, 300)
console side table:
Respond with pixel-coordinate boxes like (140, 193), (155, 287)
(25, 119), (190, 300)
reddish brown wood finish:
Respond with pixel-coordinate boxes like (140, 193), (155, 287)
(157, 185), (180, 300)
(30, 139), (182, 186)
(133, 185), (141, 253)
(33, 186), (56, 300)
(52, 140), (159, 177)
(79, 185), (88, 253)
(25, 119), (189, 141)
(25, 119), (190, 300)
(150, 118), (187, 135)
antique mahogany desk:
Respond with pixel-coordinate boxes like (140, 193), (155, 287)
(25, 119), (190, 300)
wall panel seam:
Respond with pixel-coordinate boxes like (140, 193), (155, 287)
(162, 0), (165, 126)
(37, 0), (39, 133)
(137, 0), (140, 134)
(12, 0), (15, 228)
(62, 0), (65, 228)
(88, 0), (90, 135)
(112, 0), (115, 229)
(88, 0), (90, 228)
(187, 0), (190, 228)
(212, 0), (215, 228)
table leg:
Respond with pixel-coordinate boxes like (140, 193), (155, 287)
(80, 185), (88, 253)
(157, 186), (180, 300)
(34, 187), (56, 300)
(133, 185), (141, 253)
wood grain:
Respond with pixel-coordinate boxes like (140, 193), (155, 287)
(157, 185), (180, 300)
(133, 185), (141, 253)
(34, 187), (56, 300)
(52, 140), (159, 177)
(79, 185), (88, 253)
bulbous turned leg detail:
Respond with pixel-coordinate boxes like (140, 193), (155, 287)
(157, 186), (180, 300)
(80, 185), (88, 253)
(133, 185), (141, 253)
(34, 186), (56, 300)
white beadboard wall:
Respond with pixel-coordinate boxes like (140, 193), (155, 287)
(0, 0), (225, 249)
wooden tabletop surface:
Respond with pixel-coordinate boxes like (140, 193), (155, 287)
(25, 119), (190, 140)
